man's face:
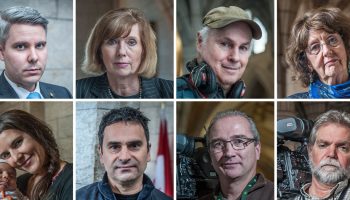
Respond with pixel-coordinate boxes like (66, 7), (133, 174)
(99, 121), (150, 189)
(309, 123), (350, 185)
(0, 24), (47, 91)
(208, 116), (260, 182)
(197, 22), (252, 89)
(0, 162), (17, 191)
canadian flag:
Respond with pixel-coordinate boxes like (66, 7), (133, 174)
(154, 115), (173, 197)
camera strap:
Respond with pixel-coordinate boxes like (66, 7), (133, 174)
(217, 175), (257, 200)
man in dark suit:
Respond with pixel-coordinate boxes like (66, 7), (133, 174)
(0, 6), (72, 99)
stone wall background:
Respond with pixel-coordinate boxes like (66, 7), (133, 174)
(76, 102), (174, 189)
(0, 0), (73, 94)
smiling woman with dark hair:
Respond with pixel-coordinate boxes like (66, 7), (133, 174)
(0, 110), (72, 200)
(286, 7), (350, 98)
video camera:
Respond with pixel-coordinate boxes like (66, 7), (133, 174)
(176, 134), (217, 199)
(277, 117), (313, 199)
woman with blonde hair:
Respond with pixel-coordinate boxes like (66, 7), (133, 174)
(77, 8), (173, 98)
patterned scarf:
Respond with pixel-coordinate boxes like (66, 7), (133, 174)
(309, 78), (350, 98)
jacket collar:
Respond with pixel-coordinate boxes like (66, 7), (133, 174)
(0, 70), (19, 98)
(300, 179), (349, 199)
(97, 172), (155, 200)
(0, 70), (60, 98)
(90, 73), (160, 98)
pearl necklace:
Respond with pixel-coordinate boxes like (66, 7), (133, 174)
(108, 77), (142, 99)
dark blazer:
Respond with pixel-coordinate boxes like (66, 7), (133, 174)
(76, 73), (173, 99)
(0, 71), (72, 99)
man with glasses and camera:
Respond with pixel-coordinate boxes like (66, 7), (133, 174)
(199, 110), (273, 200)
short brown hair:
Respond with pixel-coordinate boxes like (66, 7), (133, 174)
(285, 7), (350, 87)
(82, 8), (157, 78)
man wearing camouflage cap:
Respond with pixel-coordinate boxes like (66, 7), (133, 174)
(177, 6), (262, 98)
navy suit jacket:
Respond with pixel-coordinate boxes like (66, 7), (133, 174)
(0, 71), (72, 99)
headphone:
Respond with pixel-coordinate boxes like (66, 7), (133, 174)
(187, 61), (245, 98)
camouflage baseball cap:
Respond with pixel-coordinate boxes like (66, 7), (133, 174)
(202, 6), (262, 39)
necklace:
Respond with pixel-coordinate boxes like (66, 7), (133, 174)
(217, 175), (257, 200)
(108, 77), (142, 99)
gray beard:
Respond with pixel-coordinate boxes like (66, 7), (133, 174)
(309, 158), (350, 185)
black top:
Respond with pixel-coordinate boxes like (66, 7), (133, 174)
(17, 163), (73, 200)
(76, 73), (173, 99)
(76, 173), (172, 200)
(114, 192), (140, 200)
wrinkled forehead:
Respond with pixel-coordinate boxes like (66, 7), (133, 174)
(299, 27), (338, 49)
(210, 22), (253, 41)
(313, 123), (350, 143)
(210, 116), (252, 139)
(308, 29), (338, 40)
(103, 121), (146, 140)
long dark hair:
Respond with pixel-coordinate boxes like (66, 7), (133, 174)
(0, 110), (60, 200)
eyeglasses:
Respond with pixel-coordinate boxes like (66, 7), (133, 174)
(306, 34), (341, 55)
(209, 137), (256, 153)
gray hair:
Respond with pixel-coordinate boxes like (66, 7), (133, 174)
(309, 110), (350, 146)
(0, 6), (48, 46)
(206, 110), (260, 146)
(198, 26), (210, 46)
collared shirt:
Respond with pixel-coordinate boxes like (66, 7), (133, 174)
(293, 179), (350, 200)
(4, 72), (43, 99)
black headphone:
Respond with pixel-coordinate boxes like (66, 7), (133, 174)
(187, 60), (245, 98)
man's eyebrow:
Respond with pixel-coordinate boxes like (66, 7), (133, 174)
(210, 135), (250, 141)
(231, 135), (250, 139)
(128, 139), (143, 142)
(106, 141), (121, 146)
(241, 41), (251, 46)
(216, 36), (251, 47)
(11, 41), (28, 45)
(337, 141), (350, 146)
(106, 140), (143, 145)
(316, 139), (329, 143)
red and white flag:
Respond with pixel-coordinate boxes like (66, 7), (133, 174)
(154, 114), (173, 197)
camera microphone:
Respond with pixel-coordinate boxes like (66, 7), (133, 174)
(277, 117), (313, 140)
(176, 134), (195, 156)
(176, 134), (207, 157)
